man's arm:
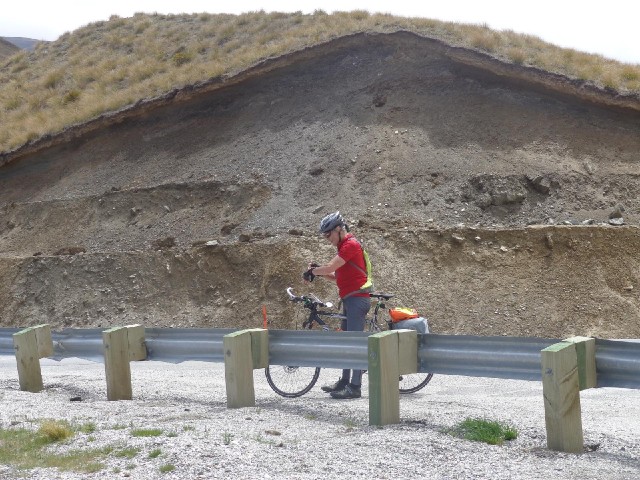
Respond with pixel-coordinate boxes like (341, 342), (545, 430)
(312, 254), (345, 280)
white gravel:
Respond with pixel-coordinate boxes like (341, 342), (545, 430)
(1, 356), (639, 480)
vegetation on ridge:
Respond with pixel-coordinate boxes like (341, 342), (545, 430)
(1, 10), (639, 156)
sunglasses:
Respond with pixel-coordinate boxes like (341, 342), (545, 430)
(323, 229), (334, 238)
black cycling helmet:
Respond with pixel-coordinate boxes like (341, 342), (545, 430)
(319, 211), (345, 234)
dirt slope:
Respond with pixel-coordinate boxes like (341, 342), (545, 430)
(1, 32), (639, 338)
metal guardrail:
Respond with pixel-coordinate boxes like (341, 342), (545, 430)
(420, 335), (559, 380)
(0, 327), (236, 363)
(53, 328), (105, 362)
(593, 339), (640, 388)
(0, 328), (638, 388)
(145, 328), (235, 362)
(0, 328), (21, 355)
(268, 330), (371, 370)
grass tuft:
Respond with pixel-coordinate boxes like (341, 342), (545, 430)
(77, 422), (97, 434)
(62, 89), (81, 104)
(448, 417), (518, 445)
(131, 428), (163, 437)
(222, 431), (234, 445)
(148, 448), (162, 458)
(114, 446), (141, 459)
(40, 419), (74, 442)
(172, 51), (194, 67)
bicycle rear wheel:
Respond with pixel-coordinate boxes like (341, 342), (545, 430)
(399, 372), (433, 394)
(265, 365), (321, 398)
(365, 312), (434, 393)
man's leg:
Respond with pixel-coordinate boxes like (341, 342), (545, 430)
(340, 314), (351, 383)
(330, 296), (370, 399)
(320, 315), (350, 392)
(344, 296), (370, 386)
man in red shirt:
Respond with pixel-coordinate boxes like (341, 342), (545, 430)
(305, 212), (371, 399)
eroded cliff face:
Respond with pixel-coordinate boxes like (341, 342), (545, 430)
(1, 32), (639, 337)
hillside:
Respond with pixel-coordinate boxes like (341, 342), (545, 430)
(0, 37), (19, 60)
(1, 36), (41, 51)
(2, 11), (639, 161)
(0, 16), (639, 339)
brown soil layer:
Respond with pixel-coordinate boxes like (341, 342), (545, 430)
(1, 32), (639, 338)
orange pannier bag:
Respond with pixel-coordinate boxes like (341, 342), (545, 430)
(388, 307), (419, 323)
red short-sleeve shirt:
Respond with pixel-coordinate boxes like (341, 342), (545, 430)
(335, 233), (368, 299)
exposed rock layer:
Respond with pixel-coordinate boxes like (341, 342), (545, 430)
(1, 32), (639, 337)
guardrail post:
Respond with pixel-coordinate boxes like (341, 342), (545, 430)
(564, 336), (596, 390)
(368, 329), (418, 426)
(224, 328), (268, 408)
(34, 324), (54, 358)
(541, 341), (583, 453)
(103, 326), (132, 401)
(247, 328), (269, 369)
(13, 325), (50, 393)
(126, 324), (147, 361)
(102, 325), (146, 400)
(396, 329), (418, 375)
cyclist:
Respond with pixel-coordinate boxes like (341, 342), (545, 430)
(303, 211), (372, 399)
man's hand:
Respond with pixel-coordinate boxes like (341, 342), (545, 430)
(302, 262), (320, 282)
(302, 268), (315, 282)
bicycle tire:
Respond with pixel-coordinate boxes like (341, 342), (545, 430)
(399, 372), (434, 394)
(265, 365), (321, 398)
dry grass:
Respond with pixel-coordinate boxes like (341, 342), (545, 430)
(0, 10), (638, 155)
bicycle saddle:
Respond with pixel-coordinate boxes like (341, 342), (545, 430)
(370, 292), (394, 300)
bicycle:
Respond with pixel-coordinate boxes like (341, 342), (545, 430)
(264, 287), (433, 397)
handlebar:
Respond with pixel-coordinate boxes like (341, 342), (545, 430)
(286, 287), (334, 308)
(286, 287), (394, 306)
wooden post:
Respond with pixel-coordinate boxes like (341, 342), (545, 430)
(368, 330), (400, 426)
(247, 329), (269, 369)
(13, 327), (43, 393)
(564, 336), (596, 390)
(103, 327), (132, 401)
(541, 341), (583, 453)
(126, 324), (147, 361)
(396, 329), (418, 375)
(224, 329), (268, 408)
(34, 324), (54, 358)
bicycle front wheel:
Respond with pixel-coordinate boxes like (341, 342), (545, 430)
(265, 365), (321, 398)
(399, 372), (433, 394)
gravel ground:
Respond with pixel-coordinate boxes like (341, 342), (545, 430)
(1, 356), (639, 480)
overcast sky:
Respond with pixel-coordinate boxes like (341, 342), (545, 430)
(2, 1), (639, 64)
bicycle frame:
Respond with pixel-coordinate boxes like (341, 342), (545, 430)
(303, 309), (344, 331)
(286, 287), (392, 332)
